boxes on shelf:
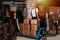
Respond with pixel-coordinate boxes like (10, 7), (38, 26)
(24, 19), (29, 24)
(30, 30), (37, 36)
(24, 24), (30, 30)
(49, 25), (56, 34)
(31, 25), (38, 31)
(58, 26), (60, 33)
(23, 30), (30, 36)
(49, 7), (59, 14)
(31, 19), (37, 25)
(19, 23), (24, 30)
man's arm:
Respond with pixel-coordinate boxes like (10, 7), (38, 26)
(36, 8), (39, 19)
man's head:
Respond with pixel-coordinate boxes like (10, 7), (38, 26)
(31, 4), (36, 8)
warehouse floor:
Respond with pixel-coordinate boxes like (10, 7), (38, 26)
(17, 35), (60, 40)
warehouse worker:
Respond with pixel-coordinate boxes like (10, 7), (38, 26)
(30, 4), (39, 19)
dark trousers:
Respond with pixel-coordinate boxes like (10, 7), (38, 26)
(32, 17), (37, 19)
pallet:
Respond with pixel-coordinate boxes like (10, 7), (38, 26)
(17, 27), (46, 40)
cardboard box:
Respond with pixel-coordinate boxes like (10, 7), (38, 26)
(50, 25), (56, 34)
(24, 24), (30, 30)
(31, 25), (38, 31)
(20, 30), (23, 34)
(31, 19), (37, 25)
(20, 24), (24, 30)
(24, 19), (29, 24)
(23, 30), (30, 36)
(49, 7), (59, 14)
(30, 30), (37, 36)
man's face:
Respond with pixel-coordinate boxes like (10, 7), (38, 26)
(31, 4), (35, 8)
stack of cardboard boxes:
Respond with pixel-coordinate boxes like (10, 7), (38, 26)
(20, 19), (30, 36)
(58, 15), (60, 33)
(49, 7), (60, 34)
(20, 19), (40, 36)
(23, 19), (30, 36)
(49, 15), (57, 34)
(20, 23), (24, 34)
(30, 19), (38, 36)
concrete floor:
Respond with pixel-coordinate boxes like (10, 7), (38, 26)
(17, 35), (60, 40)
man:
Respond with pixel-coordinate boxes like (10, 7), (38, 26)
(16, 6), (24, 23)
(30, 4), (39, 19)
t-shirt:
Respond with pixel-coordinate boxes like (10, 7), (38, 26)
(30, 8), (38, 17)
(27, 8), (32, 19)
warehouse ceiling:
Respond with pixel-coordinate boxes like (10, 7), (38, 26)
(3, 0), (25, 2)
(0, 0), (60, 6)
